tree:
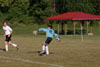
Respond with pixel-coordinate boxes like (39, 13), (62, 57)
(0, 0), (99, 25)
(0, 0), (16, 13)
(28, 0), (50, 24)
(55, 0), (95, 14)
(90, 0), (100, 15)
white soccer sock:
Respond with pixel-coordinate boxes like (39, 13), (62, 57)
(5, 45), (8, 51)
(46, 46), (49, 55)
(12, 43), (17, 47)
(40, 45), (45, 54)
(42, 45), (45, 51)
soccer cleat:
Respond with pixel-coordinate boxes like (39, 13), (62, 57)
(39, 53), (43, 56)
(39, 51), (45, 56)
(16, 45), (19, 51)
(16, 47), (19, 51)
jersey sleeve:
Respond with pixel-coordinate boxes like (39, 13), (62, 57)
(53, 32), (59, 38)
(8, 26), (12, 31)
(38, 28), (48, 32)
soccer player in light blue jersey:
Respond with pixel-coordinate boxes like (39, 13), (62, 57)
(37, 25), (60, 56)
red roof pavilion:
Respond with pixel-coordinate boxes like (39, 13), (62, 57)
(45, 12), (100, 20)
(44, 12), (100, 35)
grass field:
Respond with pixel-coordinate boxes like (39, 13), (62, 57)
(0, 34), (100, 67)
(0, 24), (100, 67)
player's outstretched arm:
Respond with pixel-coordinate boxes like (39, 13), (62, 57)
(33, 28), (47, 35)
(38, 28), (47, 32)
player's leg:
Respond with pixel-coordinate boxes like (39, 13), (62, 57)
(39, 38), (48, 56)
(45, 37), (52, 55)
(8, 35), (19, 50)
(40, 44), (49, 55)
(39, 43), (46, 56)
(4, 35), (9, 51)
(39, 37), (52, 56)
(42, 43), (46, 53)
(45, 45), (49, 55)
(9, 41), (19, 50)
(4, 41), (8, 51)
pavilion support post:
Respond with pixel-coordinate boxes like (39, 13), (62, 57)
(98, 21), (100, 34)
(86, 21), (89, 35)
(73, 21), (77, 35)
(57, 22), (60, 34)
(61, 22), (64, 34)
(90, 22), (93, 33)
(65, 22), (68, 35)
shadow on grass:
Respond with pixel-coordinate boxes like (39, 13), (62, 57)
(0, 48), (6, 51)
(0, 48), (19, 52)
(27, 51), (54, 54)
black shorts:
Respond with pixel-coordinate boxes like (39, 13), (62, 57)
(45, 37), (52, 45)
(5, 35), (12, 42)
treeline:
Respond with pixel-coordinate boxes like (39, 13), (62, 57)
(0, 0), (100, 25)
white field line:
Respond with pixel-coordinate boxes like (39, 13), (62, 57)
(0, 56), (63, 67)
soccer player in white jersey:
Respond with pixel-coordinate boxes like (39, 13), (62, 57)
(37, 25), (60, 56)
(3, 21), (19, 51)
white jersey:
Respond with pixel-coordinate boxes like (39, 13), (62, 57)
(3, 25), (12, 35)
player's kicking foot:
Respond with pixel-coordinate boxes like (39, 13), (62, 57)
(16, 47), (19, 51)
(39, 51), (45, 56)
(16, 45), (19, 51)
(39, 52), (43, 56)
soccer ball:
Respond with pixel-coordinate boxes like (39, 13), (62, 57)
(56, 37), (61, 42)
(33, 30), (38, 35)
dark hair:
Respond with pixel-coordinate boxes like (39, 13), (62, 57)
(3, 21), (8, 24)
(48, 25), (52, 29)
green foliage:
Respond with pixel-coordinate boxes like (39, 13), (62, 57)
(28, 0), (50, 24)
(55, 0), (95, 14)
(90, 0), (100, 15)
(0, 0), (50, 24)
(0, 0), (100, 25)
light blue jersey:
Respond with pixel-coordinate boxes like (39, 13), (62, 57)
(38, 28), (59, 38)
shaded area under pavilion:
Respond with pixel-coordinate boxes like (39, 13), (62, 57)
(44, 12), (100, 35)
